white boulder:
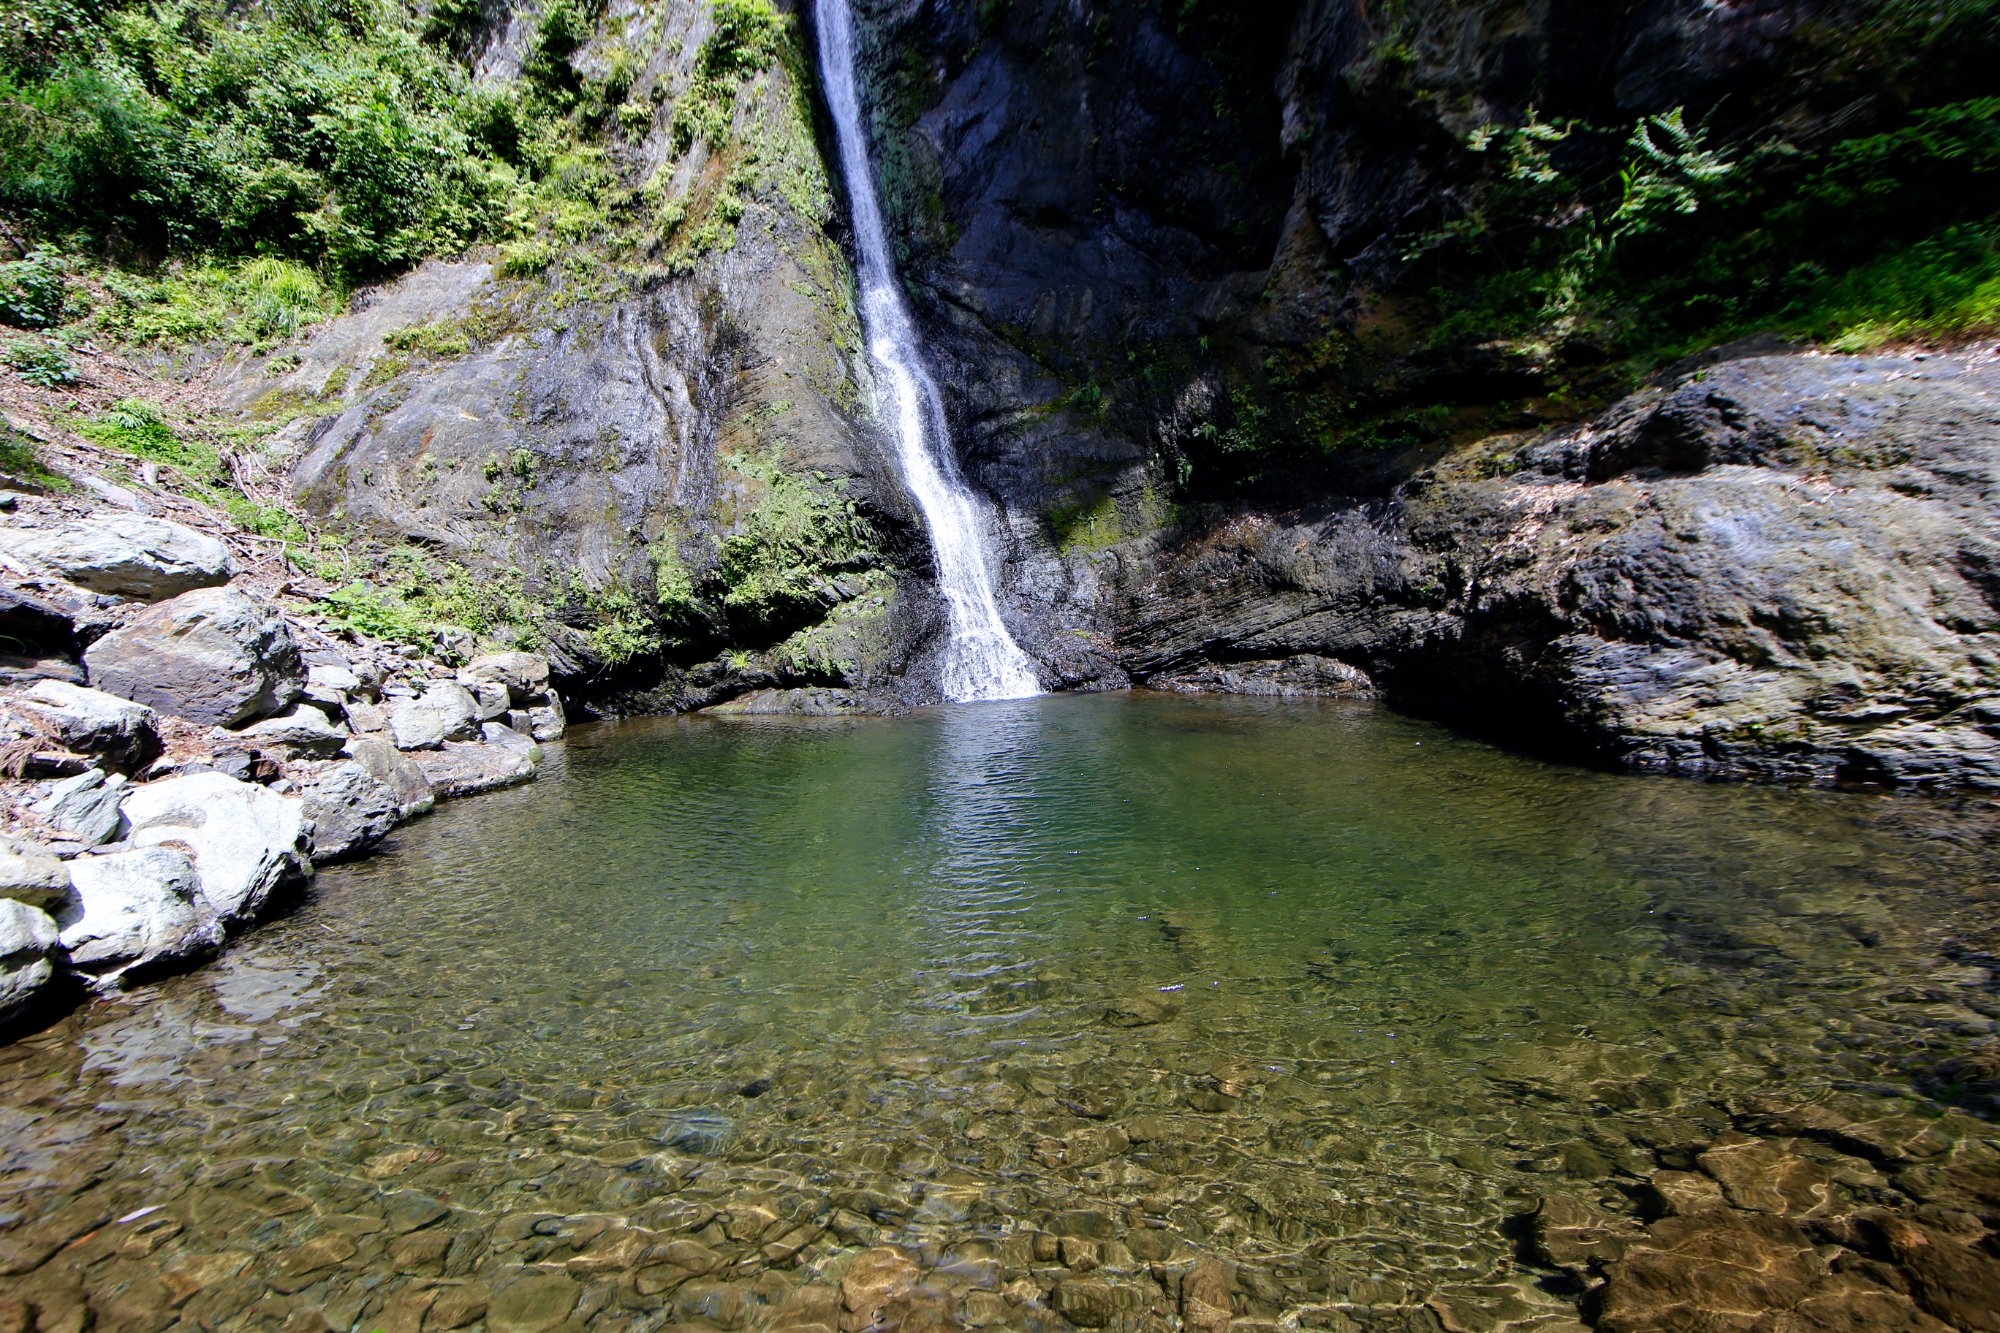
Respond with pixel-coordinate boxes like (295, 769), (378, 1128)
(60, 847), (222, 985)
(119, 772), (311, 921)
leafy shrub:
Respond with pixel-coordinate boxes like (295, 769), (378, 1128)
(0, 0), (520, 282)
(671, 0), (787, 152)
(0, 249), (68, 329)
(80, 398), (224, 481)
(1, 337), (77, 387)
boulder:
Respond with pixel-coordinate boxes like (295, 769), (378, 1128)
(0, 513), (236, 599)
(299, 762), (402, 862)
(463, 652), (552, 704)
(33, 769), (128, 846)
(119, 772), (310, 921)
(0, 834), (73, 912)
(505, 699), (566, 742)
(388, 682), (480, 750)
(59, 847), (222, 985)
(346, 735), (434, 818)
(0, 898), (59, 1023)
(84, 587), (304, 726)
(8, 680), (161, 772)
(237, 705), (349, 756)
(462, 677), (511, 721)
(415, 738), (538, 798)
(481, 721), (541, 757)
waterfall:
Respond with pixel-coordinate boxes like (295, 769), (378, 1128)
(813, 0), (1041, 703)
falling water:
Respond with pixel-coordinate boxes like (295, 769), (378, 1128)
(813, 0), (1041, 702)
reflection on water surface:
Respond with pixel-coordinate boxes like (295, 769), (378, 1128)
(3, 694), (1997, 1331)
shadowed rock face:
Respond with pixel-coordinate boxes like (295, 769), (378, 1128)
(839, 0), (2000, 788)
(1115, 352), (2000, 789)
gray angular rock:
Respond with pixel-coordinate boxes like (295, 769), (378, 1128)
(0, 834), (73, 913)
(299, 762), (402, 862)
(0, 513), (236, 600)
(416, 738), (538, 799)
(0, 897), (59, 1022)
(33, 769), (129, 846)
(507, 695), (566, 742)
(8, 680), (161, 772)
(460, 677), (511, 721)
(346, 735), (435, 819)
(119, 772), (311, 921)
(388, 682), (480, 750)
(237, 704), (349, 756)
(463, 652), (553, 705)
(60, 847), (222, 985)
(84, 587), (305, 726)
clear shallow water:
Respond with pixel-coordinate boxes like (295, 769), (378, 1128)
(3, 694), (1998, 1331)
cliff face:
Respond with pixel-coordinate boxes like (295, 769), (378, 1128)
(824, 0), (2000, 788)
(233, 0), (955, 711)
(165, 0), (2000, 788)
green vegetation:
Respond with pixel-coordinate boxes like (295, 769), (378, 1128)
(0, 249), (68, 328)
(1, 337), (78, 387)
(0, 0), (516, 281)
(1404, 94), (2000, 362)
(308, 542), (539, 651)
(718, 457), (871, 627)
(80, 397), (223, 478)
(0, 418), (71, 489)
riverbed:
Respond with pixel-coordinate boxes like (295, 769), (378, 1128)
(3, 694), (1997, 1330)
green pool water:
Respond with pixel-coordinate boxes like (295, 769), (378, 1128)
(2, 693), (1996, 1331)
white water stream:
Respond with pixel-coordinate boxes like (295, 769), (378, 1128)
(813, 0), (1041, 702)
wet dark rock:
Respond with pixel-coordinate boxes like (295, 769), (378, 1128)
(0, 585), (75, 660)
(1529, 1195), (1638, 1276)
(1114, 354), (2000, 790)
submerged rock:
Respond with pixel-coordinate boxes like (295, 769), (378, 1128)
(0, 513), (236, 600)
(118, 772), (310, 921)
(84, 587), (304, 727)
(59, 847), (222, 985)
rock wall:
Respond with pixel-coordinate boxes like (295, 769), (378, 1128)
(238, 0), (948, 712)
(835, 0), (2000, 790)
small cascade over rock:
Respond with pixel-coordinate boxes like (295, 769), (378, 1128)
(813, 0), (1041, 703)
